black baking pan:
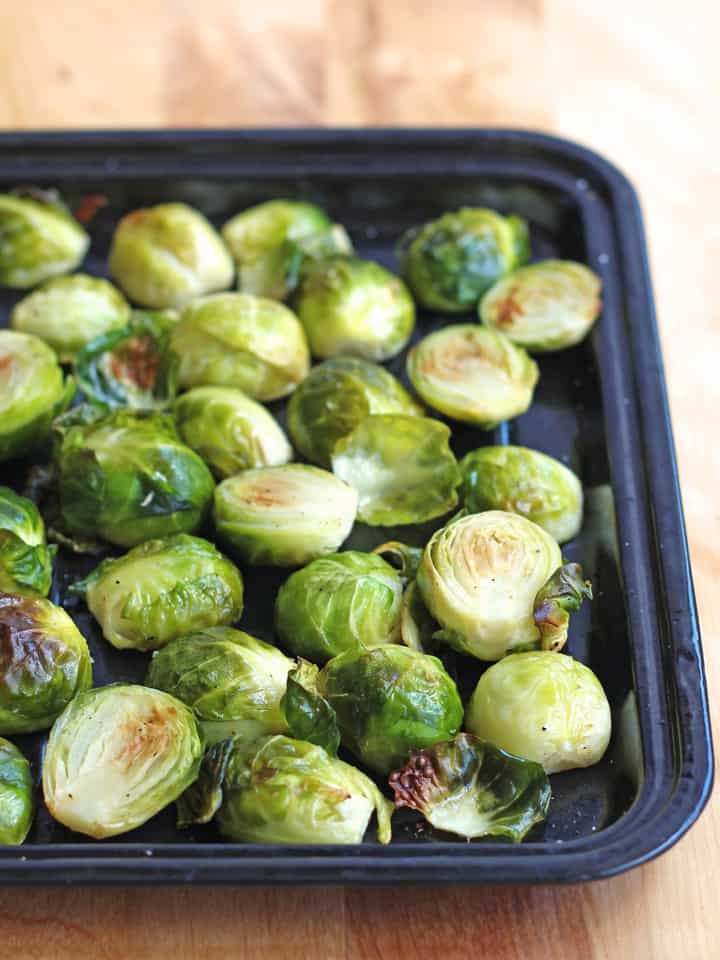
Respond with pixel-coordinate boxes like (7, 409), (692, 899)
(0, 129), (712, 884)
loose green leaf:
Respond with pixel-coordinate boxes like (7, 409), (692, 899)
(281, 660), (341, 755)
(389, 733), (551, 841)
(533, 563), (592, 652)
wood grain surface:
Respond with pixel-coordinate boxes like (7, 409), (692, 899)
(0, 1), (718, 957)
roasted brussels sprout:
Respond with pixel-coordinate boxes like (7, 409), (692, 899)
(11, 274), (130, 362)
(274, 551), (405, 663)
(170, 293), (310, 401)
(0, 330), (74, 463)
(294, 256), (415, 361)
(73, 535), (244, 652)
(0, 486), (54, 596)
(0, 738), (34, 845)
(0, 592), (92, 734)
(460, 445), (583, 543)
(280, 659), (340, 754)
(222, 199), (352, 299)
(465, 652), (612, 773)
(390, 733), (550, 841)
(400, 207), (529, 312)
(479, 260), (602, 351)
(214, 465), (357, 566)
(320, 645), (463, 774)
(0, 190), (89, 289)
(417, 511), (574, 661)
(287, 356), (422, 467)
(74, 309), (179, 411)
(174, 386), (292, 480)
(407, 325), (538, 427)
(56, 408), (215, 548)
(177, 734), (392, 844)
(109, 202), (234, 308)
(42, 684), (203, 838)
(146, 627), (292, 745)
(331, 415), (460, 526)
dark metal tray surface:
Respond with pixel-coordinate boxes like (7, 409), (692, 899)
(0, 129), (712, 885)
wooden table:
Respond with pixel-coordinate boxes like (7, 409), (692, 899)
(1, 1), (718, 956)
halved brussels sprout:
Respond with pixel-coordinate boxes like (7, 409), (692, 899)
(479, 260), (602, 351)
(460, 445), (583, 543)
(400, 207), (529, 312)
(0, 190), (89, 289)
(280, 659), (340, 755)
(0, 330), (74, 463)
(287, 356), (423, 467)
(417, 511), (578, 661)
(146, 627), (292, 745)
(0, 592), (92, 734)
(57, 408), (215, 548)
(11, 274), (130, 362)
(177, 734), (392, 844)
(0, 737), (34, 844)
(108, 202), (234, 308)
(0, 486), (54, 596)
(74, 309), (179, 411)
(320, 645), (463, 774)
(222, 199), (352, 299)
(274, 551), (405, 663)
(174, 386), (292, 480)
(406, 325), (538, 427)
(389, 733), (550, 842)
(42, 684), (203, 838)
(465, 651), (612, 773)
(73, 535), (244, 652)
(294, 256), (415, 361)
(214, 465), (357, 567)
(170, 293), (310, 401)
(331, 415), (460, 526)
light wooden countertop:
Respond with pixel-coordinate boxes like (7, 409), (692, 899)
(0, 1), (718, 957)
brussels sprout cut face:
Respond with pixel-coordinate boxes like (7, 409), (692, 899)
(170, 293), (310, 401)
(11, 274), (130, 362)
(287, 356), (423, 467)
(146, 627), (292, 745)
(57, 408), (215, 548)
(176, 734), (392, 844)
(0, 190), (89, 289)
(75, 309), (179, 411)
(417, 511), (564, 661)
(407, 325), (538, 427)
(0, 486), (54, 597)
(0, 737), (34, 844)
(460, 445), (583, 543)
(321, 645), (464, 774)
(390, 734), (551, 842)
(42, 684), (203, 838)
(400, 207), (529, 312)
(109, 202), (234, 308)
(222, 199), (352, 300)
(0, 330), (74, 463)
(331, 415), (460, 526)
(465, 652), (612, 774)
(0, 592), (92, 735)
(480, 260), (602, 352)
(174, 386), (292, 480)
(75, 535), (244, 652)
(274, 551), (405, 663)
(214, 465), (357, 567)
(295, 256), (415, 362)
